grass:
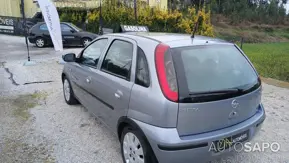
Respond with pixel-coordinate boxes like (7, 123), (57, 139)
(12, 91), (48, 121)
(212, 16), (289, 82)
(1, 138), (55, 163)
(242, 42), (289, 82)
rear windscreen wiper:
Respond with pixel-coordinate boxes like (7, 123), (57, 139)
(189, 88), (242, 96)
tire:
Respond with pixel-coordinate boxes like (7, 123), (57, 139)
(63, 77), (78, 105)
(121, 126), (158, 163)
(82, 37), (92, 47)
(35, 37), (45, 48)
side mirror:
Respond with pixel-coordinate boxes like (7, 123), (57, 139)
(70, 29), (75, 33)
(62, 53), (76, 62)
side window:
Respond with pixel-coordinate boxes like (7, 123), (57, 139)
(80, 39), (108, 66)
(61, 24), (73, 31)
(101, 40), (133, 80)
(135, 47), (150, 87)
(39, 24), (48, 30)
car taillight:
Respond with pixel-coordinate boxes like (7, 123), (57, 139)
(155, 43), (178, 102)
(258, 76), (262, 91)
(28, 28), (33, 36)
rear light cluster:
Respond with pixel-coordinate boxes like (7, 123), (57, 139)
(155, 43), (178, 102)
(29, 31), (35, 36)
(258, 76), (262, 91)
(28, 28), (34, 36)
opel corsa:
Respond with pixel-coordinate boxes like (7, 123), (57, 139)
(61, 32), (266, 163)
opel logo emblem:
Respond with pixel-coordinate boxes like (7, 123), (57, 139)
(231, 99), (239, 109)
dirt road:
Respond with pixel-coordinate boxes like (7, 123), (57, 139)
(0, 35), (288, 163)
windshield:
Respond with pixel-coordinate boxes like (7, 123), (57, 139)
(172, 45), (258, 94)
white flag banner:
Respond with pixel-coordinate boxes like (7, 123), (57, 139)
(37, 0), (63, 51)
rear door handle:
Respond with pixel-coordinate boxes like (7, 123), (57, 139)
(114, 93), (120, 98)
(114, 90), (123, 99)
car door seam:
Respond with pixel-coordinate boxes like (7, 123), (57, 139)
(126, 83), (135, 116)
(73, 81), (114, 110)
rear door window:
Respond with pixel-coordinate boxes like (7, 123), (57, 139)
(172, 45), (258, 93)
(101, 40), (133, 80)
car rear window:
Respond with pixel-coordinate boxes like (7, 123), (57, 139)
(172, 45), (258, 93)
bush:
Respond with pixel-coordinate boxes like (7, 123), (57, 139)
(58, 4), (214, 37)
(264, 26), (274, 33)
(58, 8), (87, 27)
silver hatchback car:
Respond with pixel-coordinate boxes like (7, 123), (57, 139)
(61, 32), (266, 163)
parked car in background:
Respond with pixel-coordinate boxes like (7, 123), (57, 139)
(61, 27), (266, 163)
(16, 12), (43, 35)
(28, 22), (98, 48)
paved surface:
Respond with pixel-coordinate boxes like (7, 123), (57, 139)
(0, 35), (288, 163)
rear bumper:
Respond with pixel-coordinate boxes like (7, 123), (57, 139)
(133, 104), (266, 163)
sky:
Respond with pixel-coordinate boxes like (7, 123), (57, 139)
(286, 3), (289, 13)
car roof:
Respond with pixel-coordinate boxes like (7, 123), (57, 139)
(37, 22), (69, 25)
(34, 22), (72, 29)
(106, 32), (231, 47)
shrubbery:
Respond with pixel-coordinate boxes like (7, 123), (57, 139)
(58, 4), (214, 37)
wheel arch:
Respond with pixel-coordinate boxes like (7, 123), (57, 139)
(35, 36), (45, 41)
(117, 117), (147, 141)
(117, 117), (159, 162)
(82, 36), (93, 41)
(61, 73), (66, 83)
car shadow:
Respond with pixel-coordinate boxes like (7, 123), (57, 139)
(29, 44), (83, 50)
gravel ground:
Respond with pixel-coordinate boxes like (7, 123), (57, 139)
(0, 35), (289, 163)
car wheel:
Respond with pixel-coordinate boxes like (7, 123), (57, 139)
(121, 126), (158, 163)
(35, 37), (45, 48)
(82, 38), (91, 47)
(63, 77), (78, 105)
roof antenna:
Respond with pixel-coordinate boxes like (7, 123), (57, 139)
(191, 0), (206, 38)
(191, 16), (201, 38)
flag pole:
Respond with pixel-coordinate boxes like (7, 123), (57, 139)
(21, 0), (31, 62)
(99, 0), (103, 35)
(134, 0), (137, 23)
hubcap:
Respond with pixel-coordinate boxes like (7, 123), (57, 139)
(63, 79), (70, 101)
(83, 39), (90, 46)
(36, 39), (44, 47)
(123, 132), (144, 163)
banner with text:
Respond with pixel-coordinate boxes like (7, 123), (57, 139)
(0, 16), (15, 34)
(37, 0), (63, 51)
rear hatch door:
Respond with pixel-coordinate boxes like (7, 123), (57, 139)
(171, 44), (262, 136)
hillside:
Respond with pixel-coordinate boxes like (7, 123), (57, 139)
(212, 15), (289, 43)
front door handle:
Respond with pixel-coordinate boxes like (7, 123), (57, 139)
(86, 76), (92, 83)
